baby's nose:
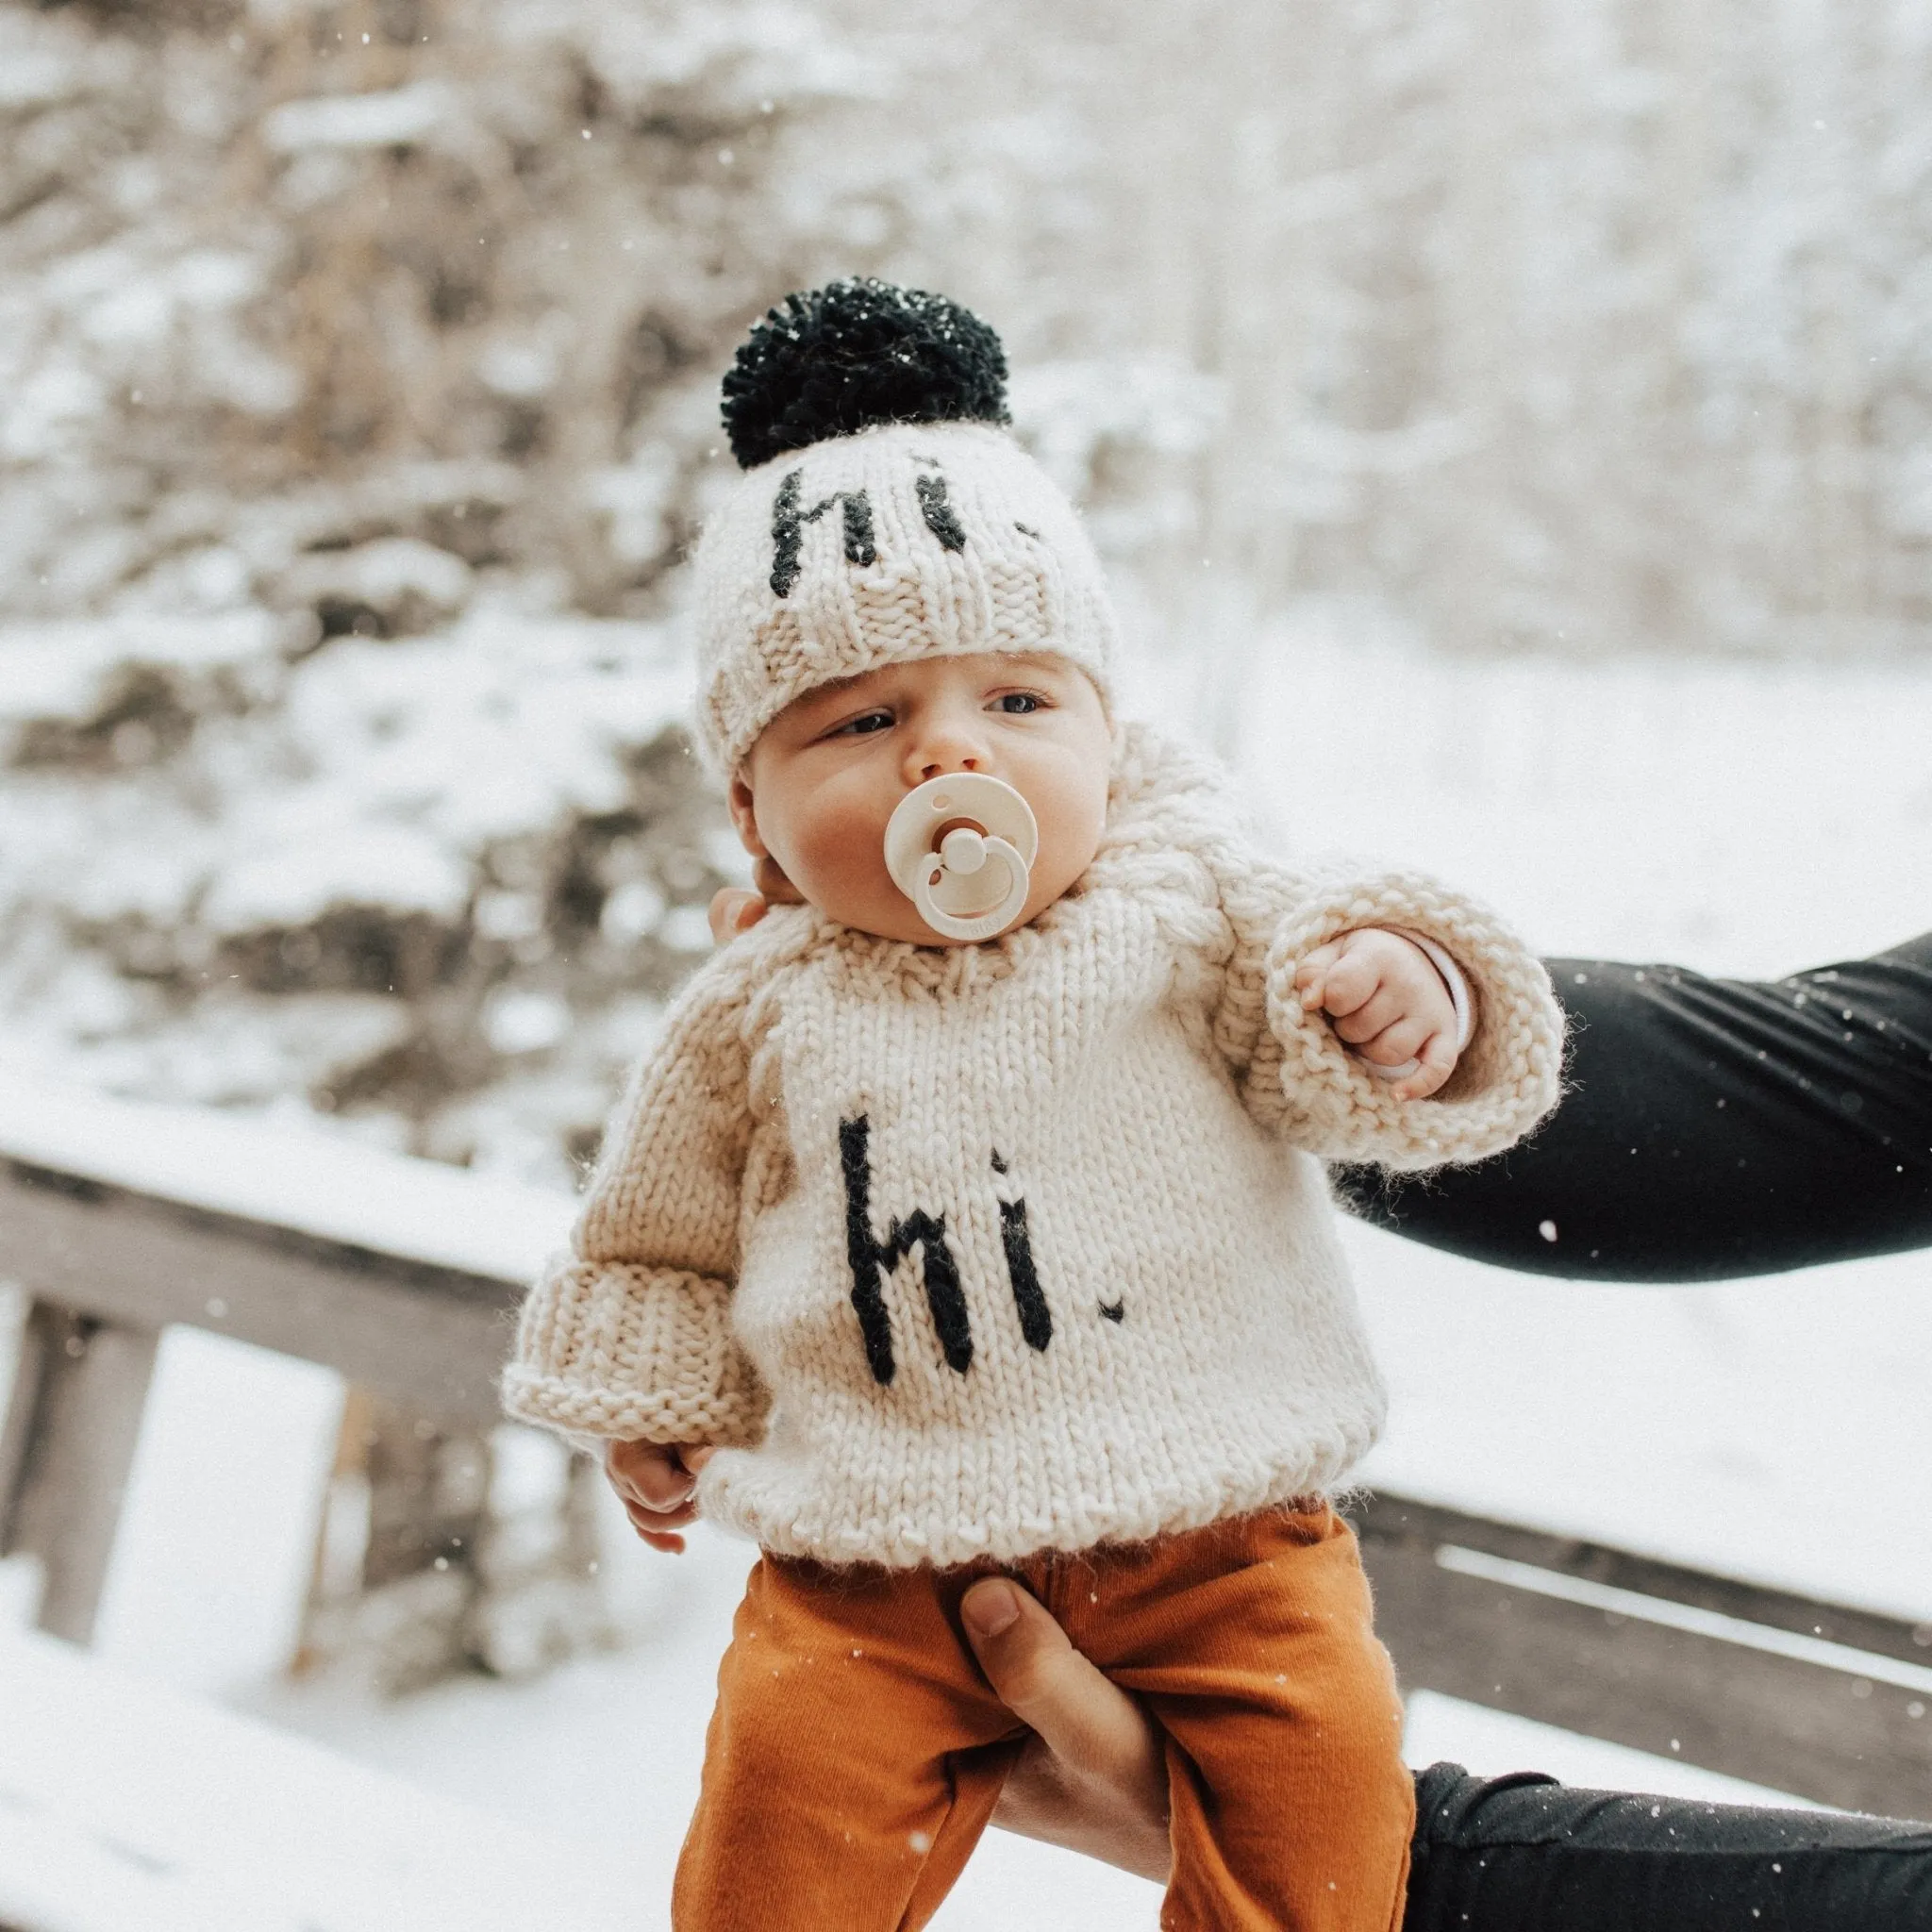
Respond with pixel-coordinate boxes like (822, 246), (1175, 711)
(918, 751), (980, 780)
(904, 721), (988, 786)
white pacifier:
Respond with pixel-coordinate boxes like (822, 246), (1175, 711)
(883, 773), (1039, 942)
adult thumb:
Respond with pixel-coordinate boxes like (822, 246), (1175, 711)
(958, 1578), (1166, 1797)
(708, 887), (767, 946)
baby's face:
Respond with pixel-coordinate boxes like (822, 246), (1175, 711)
(730, 653), (1113, 945)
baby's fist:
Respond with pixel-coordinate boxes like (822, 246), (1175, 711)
(1294, 927), (1460, 1101)
(605, 1439), (714, 1555)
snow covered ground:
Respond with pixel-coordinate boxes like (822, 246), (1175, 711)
(3, 629), (1927, 1926)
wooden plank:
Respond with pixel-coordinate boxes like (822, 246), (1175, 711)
(1356, 1491), (1932, 1669)
(0, 1063), (566, 1286)
(6, 1112), (1926, 1815)
(0, 1301), (158, 1643)
(1356, 1493), (1932, 1818)
(1, 1158), (520, 1426)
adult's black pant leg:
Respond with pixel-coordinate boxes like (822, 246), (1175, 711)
(1405, 1762), (1932, 1932)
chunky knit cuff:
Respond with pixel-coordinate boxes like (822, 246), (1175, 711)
(1261, 870), (1564, 1170)
(501, 1258), (767, 1447)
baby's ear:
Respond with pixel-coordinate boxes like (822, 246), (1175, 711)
(726, 769), (768, 859)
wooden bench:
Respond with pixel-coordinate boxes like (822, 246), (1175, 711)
(2, 1066), (1927, 1819)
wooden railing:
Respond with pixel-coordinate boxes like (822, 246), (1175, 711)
(0, 1070), (557, 1646)
(1, 1071), (1927, 1820)
(1354, 1491), (1931, 1816)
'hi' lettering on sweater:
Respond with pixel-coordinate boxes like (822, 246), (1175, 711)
(503, 725), (1564, 1568)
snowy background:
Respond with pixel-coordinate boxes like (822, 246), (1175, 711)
(1, 0), (1929, 1925)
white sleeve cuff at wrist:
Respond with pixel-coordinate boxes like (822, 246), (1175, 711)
(1397, 928), (1474, 1053)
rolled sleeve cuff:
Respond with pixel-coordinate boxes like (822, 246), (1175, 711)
(501, 1259), (766, 1447)
(1262, 870), (1565, 1170)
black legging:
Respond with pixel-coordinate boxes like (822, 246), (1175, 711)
(1348, 936), (1932, 1929)
(1407, 1765), (1932, 1931)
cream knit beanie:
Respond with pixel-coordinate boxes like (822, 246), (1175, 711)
(691, 281), (1118, 772)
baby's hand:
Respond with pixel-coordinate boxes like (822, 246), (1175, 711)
(1293, 927), (1460, 1102)
(605, 1439), (715, 1555)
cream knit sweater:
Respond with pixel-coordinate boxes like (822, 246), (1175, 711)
(504, 725), (1564, 1569)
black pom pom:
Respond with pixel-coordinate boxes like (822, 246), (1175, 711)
(721, 279), (1009, 470)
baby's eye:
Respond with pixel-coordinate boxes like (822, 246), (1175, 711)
(828, 708), (894, 738)
(990, 691), (1047, 715)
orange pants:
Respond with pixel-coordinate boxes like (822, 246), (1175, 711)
(674, 1505), (1413, 1932)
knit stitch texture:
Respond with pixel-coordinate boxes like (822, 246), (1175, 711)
(691, 420), (1117, 772)
(503, 725), (1564, 1567)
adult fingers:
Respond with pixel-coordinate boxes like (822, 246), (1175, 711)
(708, 888), (767, 946)
(959, 1578), (1170, 1876)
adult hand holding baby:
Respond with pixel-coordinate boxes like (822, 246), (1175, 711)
(708, 855), (803, 943)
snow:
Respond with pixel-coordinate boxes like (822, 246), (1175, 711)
(0, 598), (704, 1186)
(255, 604), (691, 857)
(1224, 610), (1932, 979)
(260, 84), (457, 155)
(1401, 1692), (1823, 1811)
(277, 538), (474, 616)
(90, 1327), (344, 1696)
(1347, 1223), (1932, 1624)
(235, 1514), (1169, 1932)
(0, 611), (275, 728)
(0, 1061), (569, 1281)
(0, 1623), (644, 1932)
(200, 823), (474, 932)
(1216, 612), (1932, 1620)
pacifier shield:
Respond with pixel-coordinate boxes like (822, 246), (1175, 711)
(883, 774), (1040, 941)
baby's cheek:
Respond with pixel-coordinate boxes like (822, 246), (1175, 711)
(1035, 771), (1110, 888)
(795, 821), (891, 906)
(774, 788), (885, 892)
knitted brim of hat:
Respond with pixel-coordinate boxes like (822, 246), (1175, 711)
(692, 420), (1117, 771)
(690, 281), (1118, 771)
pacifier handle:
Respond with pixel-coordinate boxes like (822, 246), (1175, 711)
(909, 836), (1030, 942)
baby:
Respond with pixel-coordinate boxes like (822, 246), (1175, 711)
(503, 281), (1563, 1932)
